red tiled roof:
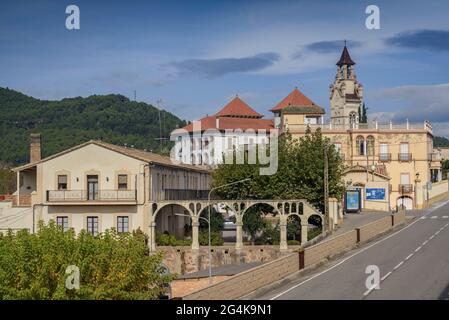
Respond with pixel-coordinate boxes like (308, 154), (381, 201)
(215, 96), (262, 118)
(177, 116), (274, 133)
(270, 88), (323, 114)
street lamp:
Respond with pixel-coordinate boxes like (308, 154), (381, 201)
(206, 178), (251, 285)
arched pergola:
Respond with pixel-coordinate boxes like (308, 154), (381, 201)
(148, 199), (323, 252)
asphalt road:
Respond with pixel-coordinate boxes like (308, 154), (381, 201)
(254, 200), (449, 300)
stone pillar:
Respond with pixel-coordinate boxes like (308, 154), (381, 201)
(191, 217), (200, 251)
(301, 223), (308, 245)
(328, 198), (338, 229)
(149, 221), (157, 252)
(235, 215), (244, 250)
(279, 215), (287, 251)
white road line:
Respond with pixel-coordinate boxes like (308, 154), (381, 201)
(405, 253), (414, 260)
(442, 216), (449, 219)
(435, 230), (440, 235)
(415, 246), (422, 252)
(431, 216), (438, 219)
(363, 284), (378, 296)
(420, 216), (426, 220)
(429, 235), (435, 240)
(393, 261), (404, 270)
(422, 240), (429, 246)
(381, 271), (392, 281)
(269, 199), (449, 300)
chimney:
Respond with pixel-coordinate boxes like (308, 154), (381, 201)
(216, 118), (220, 129)
(30, 133), (42, 163)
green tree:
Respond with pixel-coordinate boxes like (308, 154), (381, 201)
(0, 166), (15, 194)
(358, 103), (368, 123)
(211, 129), (345, 213)
(0, 221), (174, 300)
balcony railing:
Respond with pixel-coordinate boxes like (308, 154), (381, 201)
(399, 184), (413, 194)
(379, 153), (391, 162)
(47, 190), (137, 202)
(398, 153), (412, 162)
(428, 153), (441, 162)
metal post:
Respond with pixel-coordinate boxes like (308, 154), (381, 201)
(324, 145), (329, 231)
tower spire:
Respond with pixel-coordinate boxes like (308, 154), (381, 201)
(336, 43), (355, 66)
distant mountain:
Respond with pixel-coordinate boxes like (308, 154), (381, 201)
(0, 87), (186, 165)
(434, 136), (449, 148)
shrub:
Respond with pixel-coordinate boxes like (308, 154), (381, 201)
(0, 221), (174, 300)
(199, 231), (224, 246)
(156, 232), (191, 246)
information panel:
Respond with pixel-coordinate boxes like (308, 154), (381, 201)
(366, 188), (386, 200)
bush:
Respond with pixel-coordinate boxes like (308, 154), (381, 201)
(156, 232), (191, 246)
(287, 240), (301, 245)
(0, 221), (174, 300)
(308, 227), (322, 241)
(199, 231), (224, 246)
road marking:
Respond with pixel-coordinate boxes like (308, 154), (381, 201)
(381, 271), (392, 281)
(442, 216), (449, 219)
(420, 216), (426, 220)
(405, 253), (414, 260)
(268, 199), (449, 300)
(415, 246), (422, 252)
(435, 230), (440, 235)
(422, 240), (428, 246)
(393, 261), (404, 270)
(431, 216), (438, 219)
(363, 284), (378, 296)
(429, 235), (435, 240)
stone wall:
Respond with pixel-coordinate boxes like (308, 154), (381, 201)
(303, 230), (358, 268)
(183, 253), (299, 300)
(356, 216), (392, 243)
(159, 245), (296, 275)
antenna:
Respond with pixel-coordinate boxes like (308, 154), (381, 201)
(133, 90), (137, 101)
(156, 99), (164, 153)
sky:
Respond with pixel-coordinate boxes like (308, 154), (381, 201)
(1, 0), (449, 136)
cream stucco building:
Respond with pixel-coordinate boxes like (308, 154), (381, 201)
(10, 136), (211, 242)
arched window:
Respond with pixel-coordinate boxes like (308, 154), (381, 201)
(367, 136), (375, 156)
(347, 66), (351, 78)
(356, 136), (365, 156)
(349, 112), (357, 126)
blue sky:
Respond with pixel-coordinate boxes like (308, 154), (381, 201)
(1, 0), (449, 136)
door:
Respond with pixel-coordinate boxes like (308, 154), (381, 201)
(397, 197), (413, 210)
(87, 175), (99, 200)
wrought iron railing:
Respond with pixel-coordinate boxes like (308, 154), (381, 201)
(398, 153), (412, 162)
(398, 184), (413, 194)
(46, 190), (137, 202)
(379, 153), (391, 162)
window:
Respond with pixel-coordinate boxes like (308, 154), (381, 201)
(379, 143), (390, 161)
(56, 216), (69, 232)
(118, 174), (128, 190)
(349, 112), (357, 126)
(117, 216), (129, 233)
(356, 136), (365, 156)
(367, 136), (375, 156)
(87, 216), (99, 236)
(58, 175), (67, 190)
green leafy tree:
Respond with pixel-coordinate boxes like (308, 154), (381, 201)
(211, 129), (345, 213)
(358, 103), (368, 123)
(0, 221), (174, 300)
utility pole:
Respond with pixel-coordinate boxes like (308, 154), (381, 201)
(157, 99), (163, 153)
(324, 144), (329, 232)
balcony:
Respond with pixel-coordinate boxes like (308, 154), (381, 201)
(46, 190), (137, 204)
(428, 153), (441, 162)
(398, 184), (413, 194)
(379, 153), (391, 162)
(398, 153), (412, 162)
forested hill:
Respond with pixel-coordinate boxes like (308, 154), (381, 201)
(0, 87), (187, 165)
(434, 136), (449, 148)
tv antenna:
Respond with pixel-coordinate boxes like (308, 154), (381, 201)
(155, 99), (168, 152)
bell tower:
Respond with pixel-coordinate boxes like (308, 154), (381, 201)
(329, 42), (363, 126)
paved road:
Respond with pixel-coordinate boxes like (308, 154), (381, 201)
(253, 200), (449, 300)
